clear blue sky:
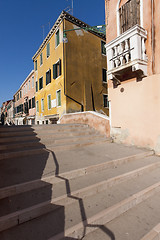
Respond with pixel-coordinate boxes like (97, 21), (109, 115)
(0, 0), (105, 106)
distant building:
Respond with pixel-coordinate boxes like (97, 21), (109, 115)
(14, 70), (35, 125)
(32, 11), (108, 125)
(5, 99), (14, 125)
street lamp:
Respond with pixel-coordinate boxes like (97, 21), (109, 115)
(63, 24), (106, 43)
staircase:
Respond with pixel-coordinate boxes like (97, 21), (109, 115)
(0, 124), (160, 240)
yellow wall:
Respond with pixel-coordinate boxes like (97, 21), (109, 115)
(34, 18), (109, 121)
(34, 22), (66, 120)
(64, 20), (108, 115)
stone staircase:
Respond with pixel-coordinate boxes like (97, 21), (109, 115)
(0, 124), (160, 240)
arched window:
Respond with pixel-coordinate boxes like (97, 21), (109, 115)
(117, 0), (143, 35)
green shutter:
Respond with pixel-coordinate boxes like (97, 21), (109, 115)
(53, 64), (57, 79)
(56, 30), (60, 46)
(57, 90), (61, 106)
(59, 59), (61, 76)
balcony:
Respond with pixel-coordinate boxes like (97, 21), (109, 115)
(105, 25), (148, 82)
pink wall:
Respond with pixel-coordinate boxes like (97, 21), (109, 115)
(105, 0), (160, 152)
(109, 74), (160, 152)
(60, 112), (110, 138)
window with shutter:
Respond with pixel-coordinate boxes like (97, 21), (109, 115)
(103, 94), (109, 108)
(53, 59), (61, 79)
(102, 69), (107, 83)
(40, 53), (43, 65)
(46, 43), (50, 58)
(39, 77), (43, 90)
(35, 60), (37, 71)
(56, 30), (60, 47)
(119, 0), (140, 34)
(46, 70), (51, 85)
(101, 41), (106, 55)
(47, 95), (51, 110)
(56, 90), (61, 107)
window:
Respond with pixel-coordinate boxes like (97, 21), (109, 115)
(36, 81), (38, 92)
(24, 86), (25, 95)
(102, 69), (107, 83)
(32, 76), (34, 88)
(46, 69), (51, 85)
(36, 101), (39, 112)
(103, 94), (109, 108)
(41, 98), (44, 112)
(46, 42), (50, 58)
(35, 60), (37, 71)
(32, 97), (35, 108)
(29, 99), (31, 109)
(40, 53), (43, 65)
(55, 29), (60, 47)
(101, 41), (106, 55)
(20, 91), (22, 98)
(47, 95), (51, 110)
(29, 80), (30, 91)
(56, 90), (61, 107)
(119, 0), (140, 34)
(53, 59), (61, 79)
(17, 93), (19, 101)
(39, 77), (43, 90)
(26, 84), (27, 93)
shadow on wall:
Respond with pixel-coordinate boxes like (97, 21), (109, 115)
(0, 125), (115, 240)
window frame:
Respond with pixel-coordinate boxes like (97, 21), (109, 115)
(36, 100), (39, 112)
(46, 69), (51, 85)
(41, 98), (44, 112)
(55, 29), (60, 48)
(47, 94), (51, 110)
(40, 52), (43, 65)
(103, 94), (109, 108)
(101, 41), (106, 55)
(53, 59), (61, 79)
(56, 89), (61, 107)
(39, 76), (43, 90)
(34, 60), (37, 71)
(46, 42), (50, 58)
(102, 68), (107, 83)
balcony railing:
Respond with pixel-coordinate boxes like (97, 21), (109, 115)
(105, 25), (148, 81)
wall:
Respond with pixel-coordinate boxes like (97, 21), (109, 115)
(109, 74), (160, 153)
(60, 111), (110, 137)
(34, 22), (66, 123)
(105, 0), (160, 152)
(64, 20), (109, 116)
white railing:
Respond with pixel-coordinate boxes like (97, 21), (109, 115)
(105, 25), (148, 80)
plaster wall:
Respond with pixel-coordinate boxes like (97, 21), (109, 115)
(109, 74), (160, 152)
(60, 111), (110, 137)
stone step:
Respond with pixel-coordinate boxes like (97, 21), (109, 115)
(0, 154), (158, 232)
(0, 137), (110, 160)
(0, 150), (153, 199)
(140, 223), (160, 240)
(1, 165), (160, 238)
(0, 142), (152, 188)
(0, 124), (89, 134)
(0, 134), (107, 152)
(0, 129), (97, 144)
(82, 192), (160, 240)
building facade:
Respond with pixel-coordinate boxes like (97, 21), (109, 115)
(5, 100), (14, 125)
(33, 11), (108, 124)
(14, 70), (35, 125)
(105, 0), (160, 152)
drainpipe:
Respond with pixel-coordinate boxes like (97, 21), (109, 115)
(151, 0), (155, 74)
(63, 20), (84, 112)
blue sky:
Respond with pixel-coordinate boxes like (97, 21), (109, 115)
(0, 0), (105, 106)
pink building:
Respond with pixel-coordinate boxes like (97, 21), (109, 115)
(14, 70), (35, 125)
(105, 0), (160, 153)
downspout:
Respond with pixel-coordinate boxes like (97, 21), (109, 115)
(151, 0), (155, 74)
(63, 20), (84, 112)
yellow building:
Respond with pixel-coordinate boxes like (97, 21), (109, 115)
(32, 11), (108, 124)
